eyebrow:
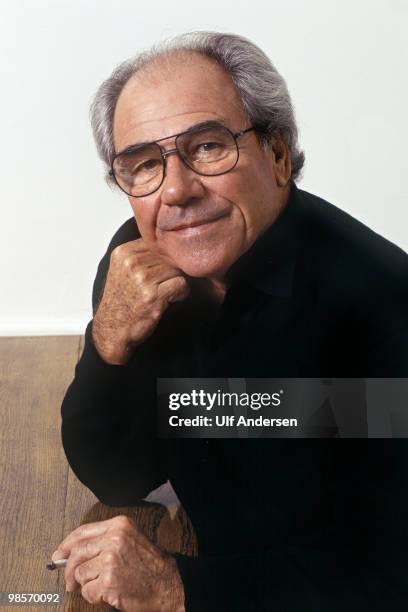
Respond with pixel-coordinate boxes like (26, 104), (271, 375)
(116, 119), (230, 157)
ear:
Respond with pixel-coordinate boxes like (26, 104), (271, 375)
(272, 133), (292, 187)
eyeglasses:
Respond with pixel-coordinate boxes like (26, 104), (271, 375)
(109, 123), (256, 198)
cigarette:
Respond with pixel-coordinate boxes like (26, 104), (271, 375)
(46, 559), (68, 570)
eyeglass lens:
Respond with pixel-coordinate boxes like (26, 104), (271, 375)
(112, 125), (239, 197)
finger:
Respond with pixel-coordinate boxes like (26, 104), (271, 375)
(73, 556), (100, 588)
(157, 276), (190, 303)
(82, 578), (125, 610)
(110, 237), (153, 262)
(80, 578), (104, 606)
(122, 250), (179, 270)
(115, 248), (183, 279)
(142, 260), (182, 277)
(52, 518), (117, 560)
(130, 264), (184, 288)
(113, 237), (148, 253)
(64, 539), (103, 592)
(53, 526), (105, 560)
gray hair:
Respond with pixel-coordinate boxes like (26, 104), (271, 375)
(90, 31), (305, 184)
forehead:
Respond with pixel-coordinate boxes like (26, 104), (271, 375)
(113, 53), (247, 151)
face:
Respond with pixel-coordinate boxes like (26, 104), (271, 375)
(113, 53), (291, 280)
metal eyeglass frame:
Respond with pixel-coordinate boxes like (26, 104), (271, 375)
(109, 123), (256, 198)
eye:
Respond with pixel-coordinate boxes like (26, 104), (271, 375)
(189, 141), (226, 161)
(133, 158), (161, 173)
(196, 142), (222, 153)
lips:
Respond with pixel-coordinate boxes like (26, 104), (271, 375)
(162, 211), (229, 232)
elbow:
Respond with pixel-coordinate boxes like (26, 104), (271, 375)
(61, 424), (162, 506)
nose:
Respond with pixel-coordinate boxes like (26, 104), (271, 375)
(160, 149), (205, 206)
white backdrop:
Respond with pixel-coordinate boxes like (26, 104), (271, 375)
(1, 0), (407, 335)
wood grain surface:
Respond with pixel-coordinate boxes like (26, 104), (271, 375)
(0, 336), (197, 612)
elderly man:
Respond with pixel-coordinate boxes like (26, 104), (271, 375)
(55, 32), (408, 611)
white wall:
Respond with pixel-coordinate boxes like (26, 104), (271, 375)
(1, 0), (407, 335)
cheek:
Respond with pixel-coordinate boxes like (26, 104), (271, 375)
(206, 174), (258, 227)
(223, 163), (278, 228)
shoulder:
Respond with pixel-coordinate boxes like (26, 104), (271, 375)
(296, 187), (408, 298)
(294, 188), (408, 368)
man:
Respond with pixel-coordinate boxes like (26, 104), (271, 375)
(54, 32), (408, 610)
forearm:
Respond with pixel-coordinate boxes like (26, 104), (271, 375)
(61, 321), (167, 504)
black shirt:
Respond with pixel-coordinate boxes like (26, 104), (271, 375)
(61, 182), (408, 611)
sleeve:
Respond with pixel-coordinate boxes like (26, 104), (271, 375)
(61, 218), (168, 506)
(174, 437), (408, 611)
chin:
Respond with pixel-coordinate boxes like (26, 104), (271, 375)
(178, 262), (224, 279)
(159, 232), (244, 279)
(175, 253), (232, 279)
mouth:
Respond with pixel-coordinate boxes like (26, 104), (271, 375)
(167, 211), (229, 232)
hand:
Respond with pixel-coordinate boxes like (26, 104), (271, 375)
(52, 515), (185, 612)
(92, 239), (189, 364)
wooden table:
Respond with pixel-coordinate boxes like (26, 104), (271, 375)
(0, 337), (197, 611)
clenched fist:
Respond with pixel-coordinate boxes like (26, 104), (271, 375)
(92, 239), (190, 364)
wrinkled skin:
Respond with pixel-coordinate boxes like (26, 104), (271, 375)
(52, 516), (184, 611)
(92, 237), (189, 364)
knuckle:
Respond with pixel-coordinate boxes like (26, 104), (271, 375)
(114, 515), (133, 529)
(175, 279), (187, 293)
(101, 569), (115, 588)
(81, 584), (98, 605)
(110, 244), (125, 261)
(150, 308), (162, 320)
(133, 268), (147, 284)
(110, 531), (126, 547)
(168, 275), (186, 292)
(101, 550), (117, 565)
(122, 255), (137, 271)
(140, 285), (155, 303)
(106, 593), (122, 609)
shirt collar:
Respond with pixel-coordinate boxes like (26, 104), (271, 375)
(225, 181), (303, 297)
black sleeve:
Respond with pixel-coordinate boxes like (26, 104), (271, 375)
(61, 218), (168, 506)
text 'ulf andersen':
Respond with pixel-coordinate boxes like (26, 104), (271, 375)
(169, 415), (298, 427)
